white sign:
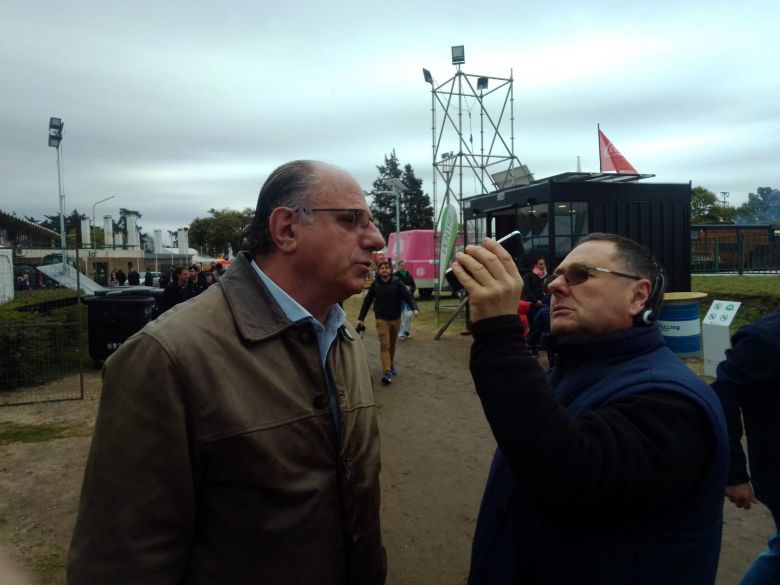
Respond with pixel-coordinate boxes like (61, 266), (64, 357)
(702, 299), (741, 377)
(704, 299), (741, 327)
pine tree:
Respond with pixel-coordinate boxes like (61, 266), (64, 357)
(370, 150), (433, 239)
(400, 163), (433, 230)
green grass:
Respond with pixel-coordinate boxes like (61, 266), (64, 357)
(0, 421), (90, 446)
(692, 274), (780, 297)
(692, 274), (780, 332)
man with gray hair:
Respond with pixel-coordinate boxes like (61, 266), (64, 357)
(68, 161), (387, 584)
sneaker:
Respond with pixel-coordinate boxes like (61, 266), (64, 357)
(402, 332), (411, 339)
(381, 372), (393, 385)
(390, 367), (398, 376)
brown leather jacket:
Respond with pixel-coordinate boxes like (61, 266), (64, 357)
(68, 252), (386, 585)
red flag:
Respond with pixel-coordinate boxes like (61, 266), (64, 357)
(598, 129), (638, 173)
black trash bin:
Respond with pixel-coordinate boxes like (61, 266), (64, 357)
(83, 287), (163, 363)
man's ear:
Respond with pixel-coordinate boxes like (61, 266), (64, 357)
(267, 207), (299, 253)
(628, 279), (652, 318)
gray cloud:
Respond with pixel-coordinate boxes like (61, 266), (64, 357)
(1, 0), (778, 239)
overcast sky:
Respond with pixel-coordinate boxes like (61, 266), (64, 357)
(2, 0), (778, 241)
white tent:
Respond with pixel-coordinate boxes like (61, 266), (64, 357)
(37, 263), (105, 295)
(0, 248), (13, 303)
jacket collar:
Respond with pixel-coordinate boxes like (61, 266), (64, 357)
(218, 252), (296, 342)
(550, 325), (665, 368)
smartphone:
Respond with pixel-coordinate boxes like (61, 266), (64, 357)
(445, 230), (525, 294)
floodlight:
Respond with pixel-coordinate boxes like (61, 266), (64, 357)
(451, 45), (465, 65)
(48, 117), (63, 148)
(477, 77), (488, 90)
(384, 178), (408, 192)
(423, 68), (433, 84)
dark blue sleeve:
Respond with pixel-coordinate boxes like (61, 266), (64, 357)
(712, 314), (780, 485)
(357, 285), (375, 321)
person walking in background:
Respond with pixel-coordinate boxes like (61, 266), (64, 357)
(395, 259), (417, 340)
(68, 160), (387, 585)
(194, 269), (209, 295)
(108, 271), (119, 288)
(712, 311), (780, 584)
(127, 265), (140, 285)
(452, 232), (728, 585)
(158, 270), (170, 289)
(357, 261), (419, 386)
(522, 256), (547, 357)
(115, 268), (127, 286)
(16, 274), (33, 292)
(159, 266), (194, 313)
(143, 266), (154, 287)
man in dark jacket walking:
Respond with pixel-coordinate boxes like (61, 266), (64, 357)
(357, 261), (419, 385)
(451, 232), (728, 585)
(159, 266), (194, 314)
(712, 311), (780, 584)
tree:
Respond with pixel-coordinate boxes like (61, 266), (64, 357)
(188, 207), (254, 257)
(115, 208), (143, 244)
(735, 186), (780, 225)
(690, 187), (737, 224)
(36, 209), (87, 246)
(369, 150), (433, 239)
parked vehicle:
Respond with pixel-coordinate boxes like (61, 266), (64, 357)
(385, 229), (463, 298)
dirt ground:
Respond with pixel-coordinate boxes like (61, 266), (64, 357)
(0, 302), (776, 584)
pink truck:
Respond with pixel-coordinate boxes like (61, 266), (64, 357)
(386, 229), (463, 298)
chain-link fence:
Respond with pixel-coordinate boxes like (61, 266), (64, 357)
(1, 247), (85, 406)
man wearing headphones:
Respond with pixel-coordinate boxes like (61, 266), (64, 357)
(453, 232), (728, 585)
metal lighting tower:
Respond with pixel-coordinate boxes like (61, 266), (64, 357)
(422, 45), (531, 230)
(422, 46), (531, 328)
(48, 117), (66, 271)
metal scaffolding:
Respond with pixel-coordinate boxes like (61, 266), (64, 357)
(423, 47), (532, 224)
(423, 46), (532, 325)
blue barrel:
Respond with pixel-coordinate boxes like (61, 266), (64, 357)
(658, 293), (706, 358)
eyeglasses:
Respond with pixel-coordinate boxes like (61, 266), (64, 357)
(545, 263), (642, 292)
(296, 207), (379, 230)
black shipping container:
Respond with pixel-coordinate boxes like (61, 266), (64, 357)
(461, 175), (692, 292)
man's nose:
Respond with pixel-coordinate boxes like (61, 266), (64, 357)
(546, 274), (565, 294)
(363, 223), (385, 250)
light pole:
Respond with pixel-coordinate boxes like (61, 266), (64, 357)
(380, 178), (408, 264)
(92, 195), (115, 250)
(48, 117), (66, 270)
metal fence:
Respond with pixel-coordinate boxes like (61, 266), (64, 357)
(1, 247), (85, 406)
(691, 234), (780, 274)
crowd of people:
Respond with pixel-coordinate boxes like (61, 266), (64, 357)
(105, 261), (227, 314)
(63, 159), (778, 585)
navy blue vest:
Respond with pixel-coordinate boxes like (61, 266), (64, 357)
(469, 326), (728, 585)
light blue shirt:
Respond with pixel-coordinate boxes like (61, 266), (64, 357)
(250, 260), (345, 436)
(250, 260), (346, 365)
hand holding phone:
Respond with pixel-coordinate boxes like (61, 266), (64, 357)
(445, 231), (525, 294)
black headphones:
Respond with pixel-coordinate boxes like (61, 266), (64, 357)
(635, 266), (666, 326)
